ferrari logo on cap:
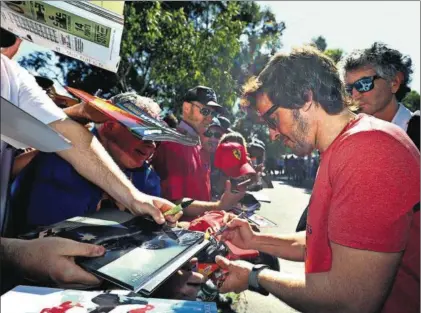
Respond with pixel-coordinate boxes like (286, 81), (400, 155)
(233, 149), (241, 160)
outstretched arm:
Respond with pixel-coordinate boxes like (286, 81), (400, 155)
(217, 242), (401, 313)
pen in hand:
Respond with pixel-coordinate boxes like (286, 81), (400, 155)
(163, 199), (195, 216)
(213, 211), (247, 237)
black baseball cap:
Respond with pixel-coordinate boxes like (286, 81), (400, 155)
(207, 118), (224, 130)
(1, 28), (17, 48)
(184, 86), (223, 112)
(217, 116), (232, 132)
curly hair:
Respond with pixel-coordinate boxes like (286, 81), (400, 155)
(342, 42), (413, 101)
(109, 92), (161, 119)
(241, 45), (349, 115)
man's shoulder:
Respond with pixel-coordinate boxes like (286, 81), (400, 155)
(1, 54), (16, 71)
(34, 152), (85, 179)
(320, 115), (419, 177)
(326, 116), (420, 174)
(157, 141), (199, 155)
(131, 163), (159, 179)
(337, 114), (415, 149)
(1, 54), (27, 83)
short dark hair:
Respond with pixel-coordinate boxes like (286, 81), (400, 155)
(343, 42), (413, 101)
(241, 45), (348, 114)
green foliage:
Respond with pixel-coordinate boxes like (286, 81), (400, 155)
(232, 2), (285, 86)
(324, 48), (344, 64)
(310, 35), (327, 52)
(18, 1), (288, 158)
(19, 1), (284, 117)
(402, 90), (420, 112)
(18, 51), (64, 82)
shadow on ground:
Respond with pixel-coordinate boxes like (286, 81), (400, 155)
(270, 176), (314, 195)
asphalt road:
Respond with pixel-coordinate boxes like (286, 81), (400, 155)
(232, 177), (313, 313)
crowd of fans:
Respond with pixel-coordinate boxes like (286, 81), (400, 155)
(1, 26), (419, 313)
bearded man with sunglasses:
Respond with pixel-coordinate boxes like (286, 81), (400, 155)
(153, 86), (245, 218)
(343, 42), (414, 131)
(214, 46), (420, 313)
(200, 119), (233, 200)
(201, 120), (226, 154)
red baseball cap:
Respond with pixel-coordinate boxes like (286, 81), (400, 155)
(214, 142), (256, 178)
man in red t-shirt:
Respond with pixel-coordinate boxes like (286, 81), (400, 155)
(152, 86), (245, 217)
(214, 46), (420, 313)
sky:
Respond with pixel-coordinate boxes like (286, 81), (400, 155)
(260, 1), (420, 92)
(15, 41), (71, 96)
(14, 1), (420, 94)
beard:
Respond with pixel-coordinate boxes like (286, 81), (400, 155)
(288, 110), (313, 156)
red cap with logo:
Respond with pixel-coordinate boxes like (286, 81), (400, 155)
(214, 142), (256, 178)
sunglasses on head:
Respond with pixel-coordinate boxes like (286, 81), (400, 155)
(258, 105), (279, 130)
(192, 103), (219, 118)
(203, 129), (223, 139)
(345, 75), (380, 95)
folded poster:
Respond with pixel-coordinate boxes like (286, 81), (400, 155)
(66, 87), (199, 146)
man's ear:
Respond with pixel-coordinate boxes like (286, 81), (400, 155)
(391, 72), (404, 94)
(302, 90), (314, 112)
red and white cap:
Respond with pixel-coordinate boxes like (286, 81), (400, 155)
(214, 142), (256, 178)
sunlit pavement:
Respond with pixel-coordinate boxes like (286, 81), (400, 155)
(233, 177), (313, 313)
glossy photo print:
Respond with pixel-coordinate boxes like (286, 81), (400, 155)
(54, 223), (204, 291)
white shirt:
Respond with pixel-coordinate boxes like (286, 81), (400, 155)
(1, 54), (66, 148)
(391, 102), (413, 132)
(1, 54), (67, 234)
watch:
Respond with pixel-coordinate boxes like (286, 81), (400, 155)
(248, 264), (269, 295)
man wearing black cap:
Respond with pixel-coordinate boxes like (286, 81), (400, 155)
(153, 86), (244, 218)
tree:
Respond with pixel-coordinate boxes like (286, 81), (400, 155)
(310, 35), (327, 52)
(324, 48), (344, 64)
(307, 36), (344, 64)
(18, 1), (287, 159)
(229, 2), (285, 154)
(402, 90), (420, 112)
(231, 2), (285, 87)
(18, 51), (65, 85)
(18, 1), (284, 116)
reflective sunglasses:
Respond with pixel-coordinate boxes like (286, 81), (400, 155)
(192, 103), (219, 118)
(345, 75), (380, 95)
(203, 129), (223, 139)
(258, 105), (279, 130)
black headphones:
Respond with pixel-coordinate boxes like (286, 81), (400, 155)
(1, 28), (17, 48)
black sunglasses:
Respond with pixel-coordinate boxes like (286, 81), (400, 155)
(259, 105), (279, 130)
(345, 75), (380, 95)
(192, 103), (219, 118)
(203, 129), (223, 139)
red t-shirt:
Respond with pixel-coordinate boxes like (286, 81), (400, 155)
(306, 114), (420, 312)
(152, 122), (211, 203)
